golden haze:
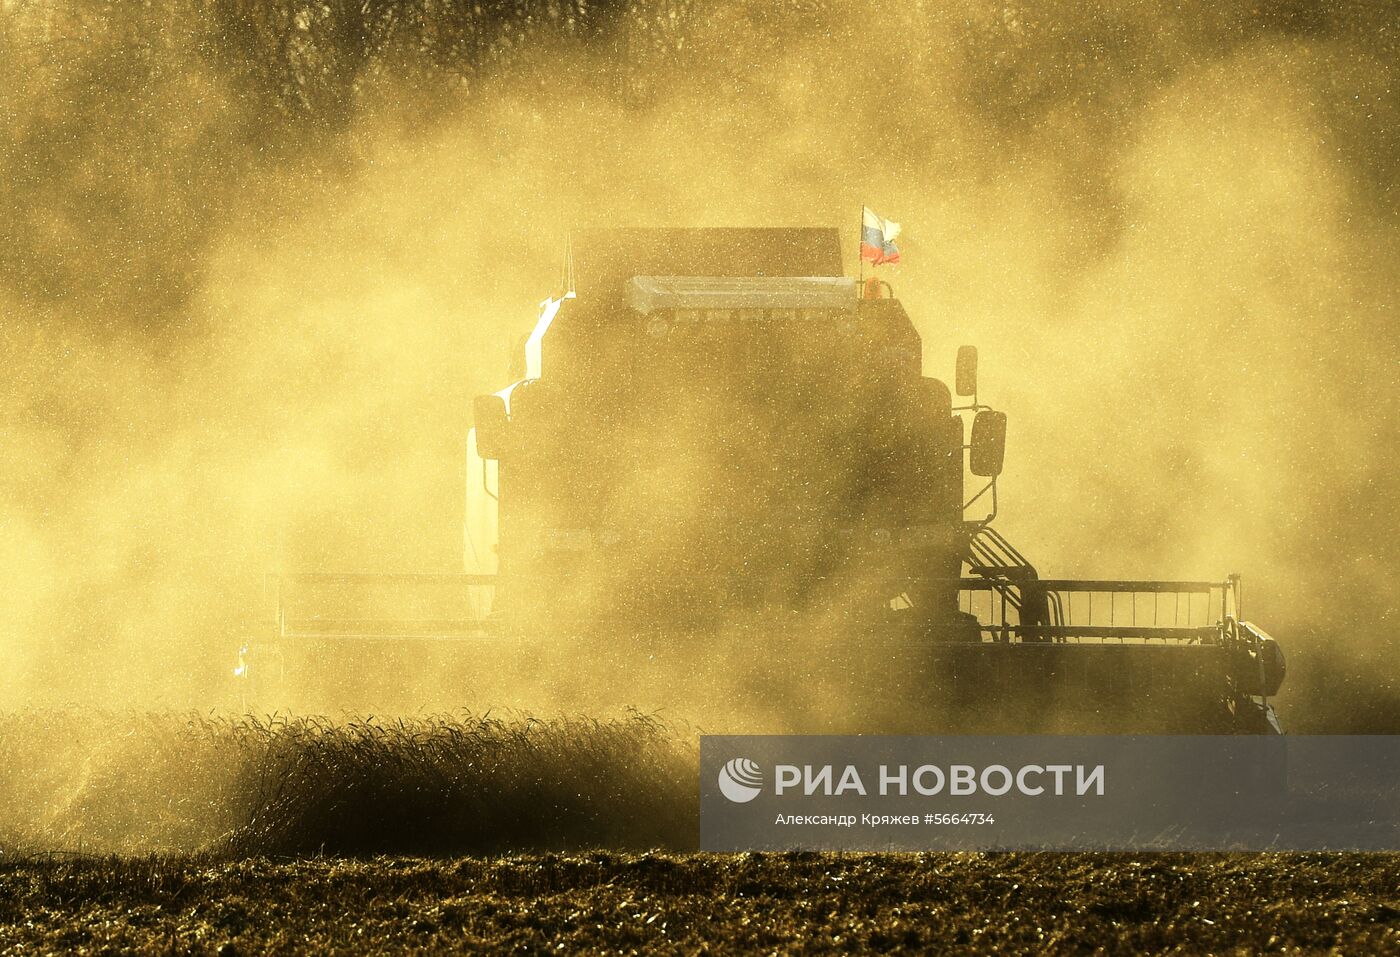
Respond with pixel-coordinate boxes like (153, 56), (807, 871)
(1, 1), (1395, 718)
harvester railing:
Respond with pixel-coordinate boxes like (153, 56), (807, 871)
(953, 576), (1240, 645)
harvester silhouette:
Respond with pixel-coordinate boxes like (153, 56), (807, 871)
(242, 228), (1284, 732)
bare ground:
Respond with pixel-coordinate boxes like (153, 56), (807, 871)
(2, 852), (1399, 955)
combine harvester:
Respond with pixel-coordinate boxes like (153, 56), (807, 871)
(241, 227), (1285, 732)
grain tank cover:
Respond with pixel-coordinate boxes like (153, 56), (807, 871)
(572, 228), (844, 300)
(627, 276), (856, 314)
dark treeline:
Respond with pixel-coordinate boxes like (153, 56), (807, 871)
(2, 0), (1391, 321)
(0, 0), (694, 317)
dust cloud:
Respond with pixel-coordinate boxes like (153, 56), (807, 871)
(2, 1), (1396, 726)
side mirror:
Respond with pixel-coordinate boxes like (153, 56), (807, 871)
(955, 346), (978, 397)
(969, 410), (1007, 477)
(473, 394), (509, 460)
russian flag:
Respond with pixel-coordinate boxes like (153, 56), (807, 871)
(860, 206), (901, 265)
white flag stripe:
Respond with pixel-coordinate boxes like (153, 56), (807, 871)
(862, 206), (901, 242)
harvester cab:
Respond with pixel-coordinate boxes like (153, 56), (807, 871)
(244, 227), (1284, 734)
